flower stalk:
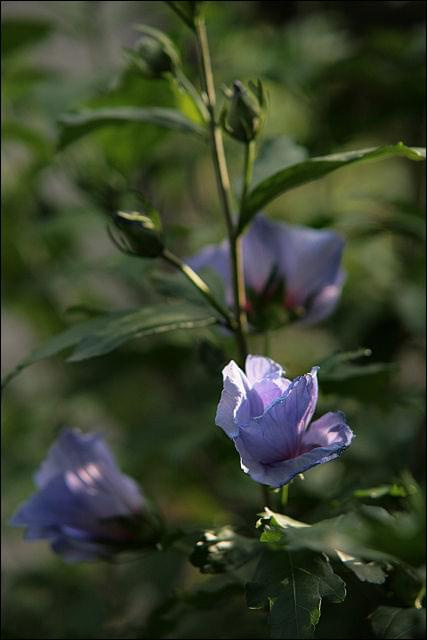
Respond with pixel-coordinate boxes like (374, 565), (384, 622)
(162, 248), (234, 328)
(194, 15), (248, 366)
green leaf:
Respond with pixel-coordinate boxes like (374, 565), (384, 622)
(304, 555), (346, 603)
(247, 549), (346, 639)
(252, 136), (308, 188)
(335, 550), (387, 585)
(370, 606), (426, 640)
(258, 508), (395, 565)
(190, 526), (260, 574)
(317, 348), (393, 382)
(1, 18), (53, 56)
(58, 107), (205, 149)
(354, 484), (407, 499)
(166, 1), (203, 30)
(2, 121), (52, 160)
(269, 564), (321, 640)
(2, 303), (217, 386)
(238, 143), (426, 233)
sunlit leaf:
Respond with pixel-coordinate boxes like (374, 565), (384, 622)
(238, 143), (426, 233)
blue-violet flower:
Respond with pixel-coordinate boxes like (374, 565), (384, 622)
(216, 355), (354, 487)
(188, 214), (345, 327)
(10, 428), (160, 562)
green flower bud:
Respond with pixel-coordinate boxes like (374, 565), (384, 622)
(221, 80), (266, 143)
(113, 210), (164, 258)
(128, 26), (180, 79)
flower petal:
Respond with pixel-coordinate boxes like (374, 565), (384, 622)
(187, 241), (233, 305)
(50, 534), (111, 563)
(301, 270), (345, 325)
(245, 355), (284, 384)
(242, 216), (277, 293)
(215, 360), (251, 437)
(35, 428), (117, 488)
(301, 411), (354, 449)
(237, 412), (353, 488)
(277, 223), (345, 308)
(237, 368), (318, 463)
(249, 378), (291, 415)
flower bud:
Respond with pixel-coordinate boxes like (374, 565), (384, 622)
(128, 25), (180, 79)
(221, 80), (266, 143)
(113, 210), (164, 258)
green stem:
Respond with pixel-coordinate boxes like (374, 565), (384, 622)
(281, 484), (289, 510)
(415, 584), (426, 609)
(262, 485), (271, 509)
(162, 249), (234, 328)
(241, 140), (255, 205)
(194, 15), (248, 367)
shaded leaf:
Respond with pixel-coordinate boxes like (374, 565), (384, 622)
(258, 508), (395, 564)
(2, 303), (218, 386)
(190, 526), (259, 574)
(317, 348), (393, 382)
(58, 107), (205, 148)
(335, 550), (387, 585)
(370, 606), (426, 640)
(1, 18), (53, 56)
(354, 484), (407, 499)
(238, 144), (426, 233)
(247, 548), (345, 639)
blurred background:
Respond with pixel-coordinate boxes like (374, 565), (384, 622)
(2, 1), (425, 638)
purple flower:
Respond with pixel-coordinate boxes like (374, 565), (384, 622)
(188, 214), (345, 325)
(216, 355), (354, 488)
(10, 428), (160, 562)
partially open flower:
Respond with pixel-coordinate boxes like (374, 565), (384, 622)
(216, 355), (354, 488)
(10, 429), (162, 562)
(188, 214), (345, 327)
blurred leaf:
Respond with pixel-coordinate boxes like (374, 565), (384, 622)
(58, 107), (206, 148)
(317, 348), (393, 382)
(259, 490), (425, 569)
(2, 121), (52, 160)
(238, 144), (426, 232)
(1, 18), (53, 56)
(370, 606), (426, 639)
(258, 508), (394, 564)
(2, 303), (218, 386)
(354, 485), (407, 499)
(389, 565), (426, 608)
(252, 135), (308, 187)
(166, 1), (202, 30)
(190, 526), (259, 574)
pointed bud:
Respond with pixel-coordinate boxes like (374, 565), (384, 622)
(221, 80), (266, 143)
(113, 210), (164, 258)
(127, 25), (180, 79)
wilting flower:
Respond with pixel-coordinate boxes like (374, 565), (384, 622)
(188, 214), (345, 327)
(10, 428), (161, 562)
(216, 355), (353, 488)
